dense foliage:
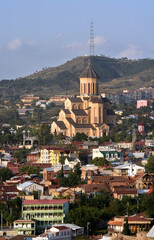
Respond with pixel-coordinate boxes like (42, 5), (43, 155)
(14, 148), (31, 163)
(66, 191), (154, 234)
(19, 165), (42, 176)
(32, 124), (53, 145)
(0, 168), (13, 181)
(145, 156), (154, 173)
(57, 163), (81, 187)
(90, 157), (110, 167)
(73, 132), (88, 141)
(0, 198), (22, 226)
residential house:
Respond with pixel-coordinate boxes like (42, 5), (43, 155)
(113, 187), (138, 200)
(92, 146), (123, 163)
(43, 168), (56, 181)
(117, 142), (132, 150)
(34, 225), (71, 240)
(50, 187), (76, 203)
(17, 181), (44, 195)
(113, 163), (145, 177)
(27, 152), (40, 163)
(40, 147), (78, 165)
(137, 99), (148, 109)
(64, 157), (81, 169)
(88, 176), (129, 185)
(145, 139), (154, 147)
(81, 183), (111, 195)
(108, 215), (153, 234)
(81, 164), (99, 180)
(22, 199), (69, 233)
(135, 173), (154, 189)
(14, 220), (36, 235)
(54, 224), (84, 238)
(0, 185), (20, 195)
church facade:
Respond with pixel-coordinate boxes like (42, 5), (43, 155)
(51, 62), (115, 138)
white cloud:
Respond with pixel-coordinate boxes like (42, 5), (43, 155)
(66, 41), (85, 49)
(94, 36), (107, 46)
(87, 35), (107, 46)
(26, 41), (37, 46)
(117, 44), (142, 59)
(7, 38), (22, 51)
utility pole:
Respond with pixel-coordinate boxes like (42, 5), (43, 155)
(87, 222), (90, 237)
(10, 208), (12, 227)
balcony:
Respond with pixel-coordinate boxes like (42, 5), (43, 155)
(23, 209), (64, 213)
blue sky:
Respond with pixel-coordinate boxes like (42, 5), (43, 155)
(0, 0), (154, 80)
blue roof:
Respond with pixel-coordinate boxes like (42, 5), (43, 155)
(45, 168), (54, 172)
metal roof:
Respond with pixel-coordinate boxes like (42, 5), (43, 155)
(79, 63), (98, 78)
(147, 225), (154, 238)
(45, 168), (54, 172)
(18, 181), (33, 189)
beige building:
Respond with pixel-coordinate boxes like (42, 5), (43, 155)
(51, 61), (115, 137)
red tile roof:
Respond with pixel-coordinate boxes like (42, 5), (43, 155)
(1, 185), (19, 193)
(53, 226), (70, 230)
(108, 221), (123, 226)
(14, 220), (35, 223)
(114, 188), (137, 195)
(148, 188), (153, 194)
(23, 199), (68, 205)
(127, 216), (151, 223)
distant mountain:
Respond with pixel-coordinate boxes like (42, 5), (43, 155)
(0, 56), (154, 99)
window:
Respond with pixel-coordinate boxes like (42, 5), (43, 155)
(88, 83), (90, 94)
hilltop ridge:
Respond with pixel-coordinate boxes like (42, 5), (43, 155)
(0, 56), (154, 99)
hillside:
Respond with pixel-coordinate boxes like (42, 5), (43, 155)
(0, 56), (154, 99)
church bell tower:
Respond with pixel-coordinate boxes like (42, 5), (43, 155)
(79, 59), (99, 96)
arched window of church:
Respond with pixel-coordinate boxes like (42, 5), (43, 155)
(96, 83), (98, 94)
(93, 83), (95, 94)
(84, 83), (86, 94)
(88, 83), (90, 94)
(79, 104), (82, 109)
(77, 118), (82, 124)
(83, 118), (88, 124)
(94, 117), (97, 123)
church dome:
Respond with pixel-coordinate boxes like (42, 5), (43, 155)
(79, 62), (98, 78)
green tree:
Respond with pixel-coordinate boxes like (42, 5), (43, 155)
(123, 218), (131, 235)
(141, 191), (154, 217)
(32, 124), (53, 145)
(73, 132), (88, 141)
(145, 156), (154, 173)
(66, 206), (101, 233)
(0, 168), (13, 181)
(59, 156), (66, 165)
(14, 148), (30, 163)
(19, 165), (42, 176)
(90, 157), (110, 167)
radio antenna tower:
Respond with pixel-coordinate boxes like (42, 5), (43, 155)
(90, 21), (94, 56)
